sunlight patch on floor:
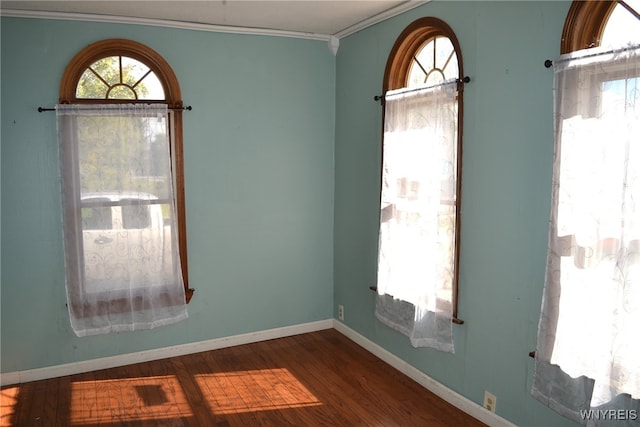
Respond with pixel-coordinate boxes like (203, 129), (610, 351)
(70, 375), (191, 424)
(195, 368), (322, 414)
(0, 387), (20, 427)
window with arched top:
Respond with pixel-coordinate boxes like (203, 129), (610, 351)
(383, 18), (463, 92)
(532, 1), (639, 420)
(403, 36), (458, 87)
(375, 18), (465, 351)
(561, 0), (640, 53)
(75, 55), (165, 100)
(57, 39), (192, 336)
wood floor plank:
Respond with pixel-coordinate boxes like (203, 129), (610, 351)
(200, 343), (285, 426)
(18, 379), (48, 426)
(1, 330), (487, 427)
(269, 333), (381, 425)
(304, 331), (444, 425)
(158, 357), (193, 425)
(41, 376), (60, 426)
(254, 335), (376, 426)
(54, 373), (71, 427)
(174, 353), (219, 426)
(7, 382), (32, 427)
(230, 341), (315, 426)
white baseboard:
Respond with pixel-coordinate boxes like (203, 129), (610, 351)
(332, 320), (517, 427)
(2, 318), (515, 427)
(0, 319), (333, 386)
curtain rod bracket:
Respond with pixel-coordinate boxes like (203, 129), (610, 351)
(544, 59), (553, 68)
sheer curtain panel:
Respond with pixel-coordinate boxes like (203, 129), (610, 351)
(57, 104), (188, 337)
(375, 81), (457, 352)
(532, 45), (640, 424)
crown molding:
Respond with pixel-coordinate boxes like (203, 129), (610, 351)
(0, 8), (332, 42)
(1, 1), (431, 42)
(334, 0), (430, 39)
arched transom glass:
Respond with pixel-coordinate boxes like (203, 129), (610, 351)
(76, 56), (165, 100)
(406, 36), (459, 88)
(601, 0), (640, 47)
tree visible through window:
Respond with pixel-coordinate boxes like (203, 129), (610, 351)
(60, 39), (192, 304)
(58, 40), (192, 336)
(76, 55), (164, 100)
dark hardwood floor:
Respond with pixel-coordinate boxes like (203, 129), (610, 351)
(1, 329), (486, 426)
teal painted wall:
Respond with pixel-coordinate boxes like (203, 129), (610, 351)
(1, 1), (588, 425)
(1, 18), (335, 372)
(334, 1), (577, 426)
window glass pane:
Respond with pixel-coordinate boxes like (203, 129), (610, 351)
(82, 198), (112, 230)
(425, 69), (446, 85)
(435, 37), (455, 70)
(406, 36), (458, 89)
(76, 68), (109, 99)
(95, 57), (121, 86)
(601, 0), (640, 47)
(108, 85), (137, 100)
(120, 57), (164, 99)
(443, 53), (459, 81)
(75, 56), (165, 100)
(602, 77), (640, 116)
(407, 62), (427, 87)
(121, 57), (149, 85)
(137, 72), (165, 100)
(121, 201), (151, 229)
(76, 56), (119, 99)
(76, 114), (171, 198)
(408, 39), (434, 87)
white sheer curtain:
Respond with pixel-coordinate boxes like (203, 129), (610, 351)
(533, 45), (640, 424)
(376, 81), (458, 352)
(57, 104), (188, 337)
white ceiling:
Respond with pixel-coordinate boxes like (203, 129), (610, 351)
(1, 1), (429, 40)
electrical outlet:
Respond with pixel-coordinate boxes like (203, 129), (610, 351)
(338, 305), (344, 321)
(483, 391), (496, 413)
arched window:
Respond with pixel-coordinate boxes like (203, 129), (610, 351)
(383, 17), (463, 92)
(375, 18), (465, 351)
(59, 39), (193, 309)
(561, 0), (640, 53)
(532, 1), (639, 419)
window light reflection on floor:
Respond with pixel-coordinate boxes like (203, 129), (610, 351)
(194, 368), (322, 414)
(70, 375), (191, 424)
(1, 386), (20, 426)
(63, 368), (322, 424)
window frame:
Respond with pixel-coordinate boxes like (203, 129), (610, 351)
(382, 17), (465, 323)
(560, 0), (634, 54)
(60, 39), (193, 303)
(560, 0), (640, 125)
